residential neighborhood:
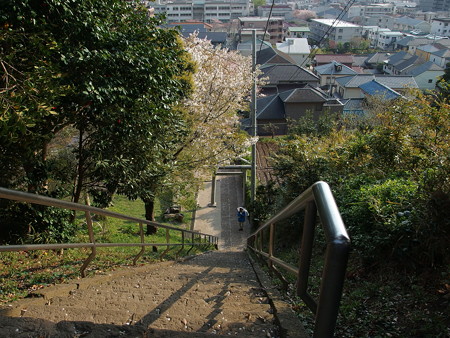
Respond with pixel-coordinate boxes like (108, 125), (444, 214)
(142, 0), (449, 135)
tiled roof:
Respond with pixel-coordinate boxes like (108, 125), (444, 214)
(257, 47), (296, 65)
(257, 95), (285, 120)
(336, 74), (418, 89)
(315, 54), (354, 64)
(417, 44), (441, 53)
(395, 16), (426, 26)
(314, 61), (357, 76)
(396, 37), (432, 47)
(261, 64), (319, 84)
(395, 55), (421, 71)
(431, 48), (450, 57)
(406, 61), (444, 76)
(279, 87), (328, 103)
(359, 80), (402, 100)
(386, 51), (411, 65)
(365, 52), (391, 64)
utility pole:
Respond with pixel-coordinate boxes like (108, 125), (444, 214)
(251, 29), (257, 204)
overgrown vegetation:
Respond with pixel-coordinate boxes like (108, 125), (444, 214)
(251, 92), (450, 336)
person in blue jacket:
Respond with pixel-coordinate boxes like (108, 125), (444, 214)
(237, 207), (249, 231)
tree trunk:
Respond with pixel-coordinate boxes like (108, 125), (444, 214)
(72, 128), (85, 205)
(143, 197), (157, 235)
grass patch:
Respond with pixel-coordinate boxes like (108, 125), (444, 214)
(0, 194), (210, 304)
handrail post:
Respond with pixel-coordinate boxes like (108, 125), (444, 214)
(133, 222), (145, 265)
(297, 201), (318, 313)
(80, 211), (96, 278)
(160, 229), (171, 261)
(268, 223), (274, 270)
(314, 239), (350, 337)
(176, 231), (185, 258)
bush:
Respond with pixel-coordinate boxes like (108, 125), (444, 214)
(0, 195), (75, 245)
(338, 177), (419, 265)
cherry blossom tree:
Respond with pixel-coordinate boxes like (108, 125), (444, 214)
(175, 33), (257, 173)
(129, 33), (259, 231)
(292, 10), (317, 21)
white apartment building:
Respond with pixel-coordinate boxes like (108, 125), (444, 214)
(257, 5), (293, 19)
(377, 31), (405, 50)
(148, 0), (251, 23)
(430, 18), (450, 37)
(347, 4), (396, 18)
(309, 19), (362, 44)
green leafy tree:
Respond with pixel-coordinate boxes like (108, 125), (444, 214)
(0, 0), (194, 242)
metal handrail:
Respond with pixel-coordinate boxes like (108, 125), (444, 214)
(0, 187), (218, 277)
(247, 181), (350, 338)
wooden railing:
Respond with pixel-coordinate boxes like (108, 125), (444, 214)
(0, 187), (218, 277)
(247, 181), (350, 338)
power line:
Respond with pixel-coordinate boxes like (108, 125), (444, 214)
(259, 0), (276, 52)
(300, 0), (357, 68)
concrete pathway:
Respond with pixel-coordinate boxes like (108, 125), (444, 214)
(194, 175), (251, 250)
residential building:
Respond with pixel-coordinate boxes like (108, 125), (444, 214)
(364, 52), (392, 70)
(405, 61), (445, 89)
(166, 22), (227, 46)
(238, 17), (285, 44)
(431, 18), (450, 37)
(358, 15), (395, 30)
(256, 46), (297, 66)
(148, 0), (251, 23)
(418, 0), (450, 12)
(335, 74), (418, 99)
(347, 4), (396, 18)
(275, 38), (311, 66)
(254, 87), (344, 136)
(415, 43), (446, 61)
(362, 26), (391, 47)
(377, 31), (405, 50)
(429, 48), (450, 67)
(259, 64), (320, 95)
(314, 54), (354, 67)
(396, 36), (436, 53)
(309, 19), (362, 44)
(314, 61), (358, 89)
(383, 51), (421, 75)
(257, 5), (293, 19)
(286, 26), (310, 39)
(394, 16), (431, 33)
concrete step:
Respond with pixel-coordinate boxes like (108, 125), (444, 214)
(0, 251), (306, 337)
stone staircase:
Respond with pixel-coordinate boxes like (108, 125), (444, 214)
(0, 250), (306, 337)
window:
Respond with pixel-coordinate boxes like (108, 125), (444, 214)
(428, 79), (433, 83)
(338, 28), (343, 33)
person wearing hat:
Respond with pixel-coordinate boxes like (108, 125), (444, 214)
(237, 207), (249, 231)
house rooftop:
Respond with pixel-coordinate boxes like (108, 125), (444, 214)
(315, 54), (354, 64)
(260, 64), (319, 84)
(314, 61), (357, 76)
(359, 80), (402, 100)
(276, 38), (310, 54)
(288, 27), (310, 32)
(336, 74), (419, 89)
(311, 19), (360, 28)
(239, 16), (284, 22)
(406, 61), (444, 76)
